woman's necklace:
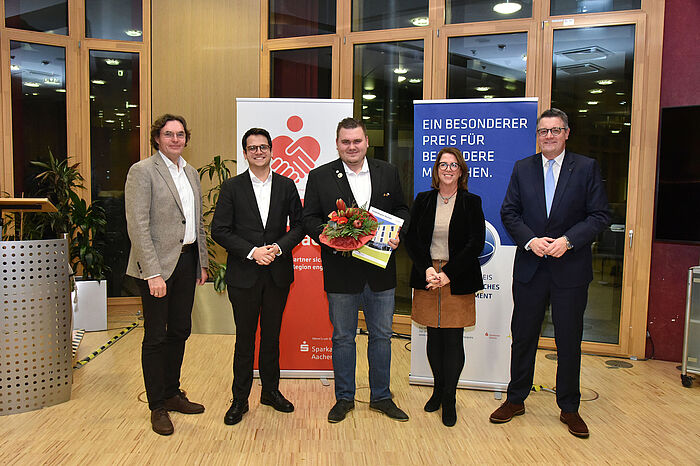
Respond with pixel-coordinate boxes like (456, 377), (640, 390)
(438, 190), (457, 204)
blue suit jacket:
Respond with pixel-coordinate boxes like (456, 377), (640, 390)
(500, 150), (610, 287)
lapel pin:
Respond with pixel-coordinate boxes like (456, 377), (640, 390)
(383, 192), (390, 197)
(337, 172), (343, 178)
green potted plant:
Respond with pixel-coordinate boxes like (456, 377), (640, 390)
(197, 155), (236, 292)
(30, 151), (110, 331)
(190, 155), (237, 335)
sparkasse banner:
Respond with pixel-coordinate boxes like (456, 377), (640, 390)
(236, 98), (354, 377)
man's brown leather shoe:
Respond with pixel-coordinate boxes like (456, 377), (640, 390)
(560, 411), (589, 438)
(151, 408), (174, 435)
(164, 390), (205, 414)
(489, 401), (525, 423)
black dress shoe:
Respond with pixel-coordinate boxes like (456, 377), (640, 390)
(260, 390), (294, 413)
(442, 403), (457, 427)
(328, 399), (355, 423)
(224, 400), (249, 425)
(369, 399), (409, 422)
(424, 392), (441, 412)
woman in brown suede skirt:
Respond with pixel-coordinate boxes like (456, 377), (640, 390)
(405, 147), (485, 427)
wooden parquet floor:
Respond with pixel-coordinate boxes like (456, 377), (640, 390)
(1, 323), (699, 465)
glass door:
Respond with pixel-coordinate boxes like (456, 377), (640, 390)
(538, 17), (646, 354)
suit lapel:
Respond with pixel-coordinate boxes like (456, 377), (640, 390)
(532, 154), (547, 220)
(368, 158), (382, 208)
(549, 151), (574, 219)
(152, 153), (184, 216)
(242, 170), (265, 230)
(331, 159), (356, 206)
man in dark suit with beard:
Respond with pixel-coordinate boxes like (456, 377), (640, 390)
(303, 117), (410, 423)
(490, 108), (610, 438)
(212, 127), (304, 426)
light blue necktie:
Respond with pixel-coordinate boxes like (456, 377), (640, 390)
(545, 159), (555, 217)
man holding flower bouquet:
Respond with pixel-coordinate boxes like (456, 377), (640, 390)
(303, 117), (410, 423)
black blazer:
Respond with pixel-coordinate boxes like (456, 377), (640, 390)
(302, 158), (409, 293)
(405, 189), (485, 294)
(500, 150), (610, 287)
(211, 170), (304, 289)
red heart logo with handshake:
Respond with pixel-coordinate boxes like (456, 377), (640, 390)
(271, 135), (321, 182)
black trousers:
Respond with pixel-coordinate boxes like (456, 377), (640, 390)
(138, 246), (197, 411)
(426, 327), (465, 406)
(507, 261), (588, 412)
(227, 268), (290, 401)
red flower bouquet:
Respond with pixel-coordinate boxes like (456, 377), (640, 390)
(319, 199), (378, 251)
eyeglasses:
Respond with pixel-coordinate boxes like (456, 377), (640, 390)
(438, 162), (460, 171)
(161, 131), (186, 139)
(246, 144), (270, 153)
(536, 127), (567, 137)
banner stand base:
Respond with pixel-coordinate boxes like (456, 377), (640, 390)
(410, 374), (507, 392)
(254, 370), (334, 380)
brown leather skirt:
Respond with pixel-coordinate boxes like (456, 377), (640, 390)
(411, 260), (476, 328)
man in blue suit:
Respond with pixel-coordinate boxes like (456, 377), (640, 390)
(490, 108), (610, 438)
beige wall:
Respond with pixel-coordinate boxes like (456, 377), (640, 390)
(152, 0), (260, 176)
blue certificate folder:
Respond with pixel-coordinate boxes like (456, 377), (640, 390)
(352, 207), (404, 269)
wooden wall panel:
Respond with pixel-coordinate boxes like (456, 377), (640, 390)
(151, 0), (260, 176)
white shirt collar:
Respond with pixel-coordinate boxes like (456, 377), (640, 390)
(542, 149), (565, 167)
(159, 151), (187, 171)
(342, 157), (369, 175)
(248, 168), (272, 185)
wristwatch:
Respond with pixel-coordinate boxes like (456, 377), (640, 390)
(563, 236), (573, 250)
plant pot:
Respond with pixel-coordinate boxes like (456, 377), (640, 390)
(192, 282), (235, 334)
(73, 279), (108, 331)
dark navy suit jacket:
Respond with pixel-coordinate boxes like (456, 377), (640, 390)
(500, 150), (610, 288)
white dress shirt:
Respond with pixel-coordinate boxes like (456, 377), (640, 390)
(343, 157), (372, 209)
(525, 149), (566, 250)
(246, 169), (281, 259)
(160, 151), (196, 244)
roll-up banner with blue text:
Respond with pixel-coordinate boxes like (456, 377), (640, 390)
(410, 98), (538, 391)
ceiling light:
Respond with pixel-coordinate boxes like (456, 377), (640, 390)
(105, 59), (120, 65)
(56, 89), (66, 93)
(10, 64), (20, 71)
(362, 105), (368, 109)
(115, 112), (126, 117)
(362, 116), (370, 120)
(493, 1), (522, 14)
(597, 79), (614, 85)
(505, 84), (516, 91)
(483, 95), (494, 99)
(578, 109), (588, 113)
(587, 101), (599, 105)
(410, 16), (429, 27)
(363, 94), (376, 100)
(624, 122), (631, 126)
(25, 82), (40, 87)
(476, 86), (490, 92)
(91, 79), (106, 85)
(393, 67), (408, 75)
(611, 130), (620, 134)
(616, 92), (625, 96)
(619, 101), (627, 105)
(105, 120), (115, 123)
(31, 92), (38, 96)
(44, 77), (61, 85)
(589, 89), (603, 94)
(397, 76), (406, 82)
(409, 78), (422, 83)
(125, 30), (142, 37)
